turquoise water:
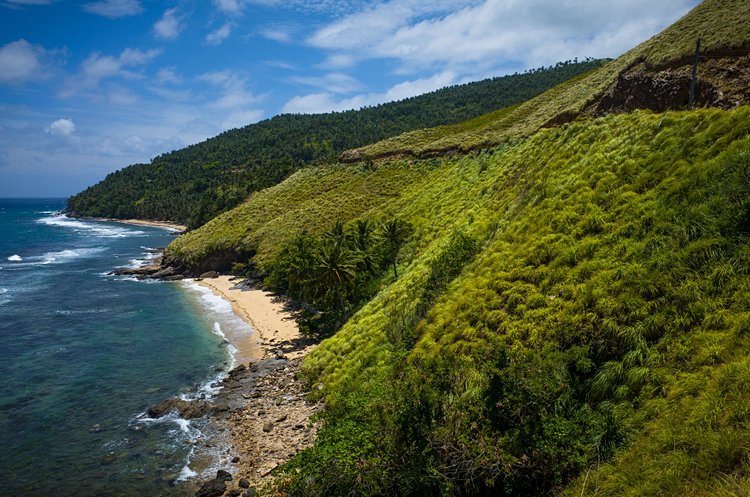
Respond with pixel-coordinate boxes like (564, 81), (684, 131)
(0, 199), (243, 496)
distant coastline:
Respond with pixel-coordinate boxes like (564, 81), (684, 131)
(108, 218), (188, 232)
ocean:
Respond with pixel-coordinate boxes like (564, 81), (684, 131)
(0, 198), (251, 496)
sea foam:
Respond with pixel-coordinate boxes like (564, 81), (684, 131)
(38, 214), (145, 238)
(7, 255), (22, 261)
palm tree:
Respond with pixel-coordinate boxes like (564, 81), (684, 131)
(381, 218), (410, 278)
(315, 241), (358, 315)
(353, 219), (378, 274)
(324, 220), (348, 247)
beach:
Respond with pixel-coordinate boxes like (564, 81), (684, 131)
(191, 276), (320, 491)
(108, 218), (188, 232)
(197, 276), (310, 360)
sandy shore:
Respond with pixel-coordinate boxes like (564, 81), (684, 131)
(108, 218), (187, 232)
(197, 276), (309, 360)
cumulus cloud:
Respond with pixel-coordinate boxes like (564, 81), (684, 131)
(80, 48), (160, 84)
(206, 23), (233, 45)
(283, 70), (456, 113)
(308, 0), (698, 73)
(83, 0), (142, 18)
(60, 47), (160, 97)
(48, 118), (75, 135)
(0, 39), (45, 84)
(153, 8), (183, 40)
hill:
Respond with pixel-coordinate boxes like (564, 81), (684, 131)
(64, 60), (602, 228)
(161, 0), (750, 495)
(343, 0), (750, 162)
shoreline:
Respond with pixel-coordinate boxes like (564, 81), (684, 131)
(196, 276), (311, 361)
(191, 276), (320, 491)
(66, 213), (187, 232)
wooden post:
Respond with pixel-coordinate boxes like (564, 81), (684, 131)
(689, 38), (701, 109)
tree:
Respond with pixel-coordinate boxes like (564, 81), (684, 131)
(380, 218), (411, 278)
(315, 241), (358, 316)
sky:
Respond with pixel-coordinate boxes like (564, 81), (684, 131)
(0, 0), (700, 197)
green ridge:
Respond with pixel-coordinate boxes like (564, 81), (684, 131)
(66, 60), (602, 228)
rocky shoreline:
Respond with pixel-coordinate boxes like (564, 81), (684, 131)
(112, 259), (320, 496)
(147, 331), (320, 496)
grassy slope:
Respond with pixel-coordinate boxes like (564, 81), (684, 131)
(346, 0), (750, 161)
(167, 1), (750, 493)
(295, 107), (750, 495)
(171, 107), (750, 495)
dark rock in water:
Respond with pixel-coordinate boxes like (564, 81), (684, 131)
(147, 398), (212, 419)
(162, 275), (185, 281)
(200, 271), (220, 279)
(216, 469), (232, 481)
(195, 477), (226, 497)
(112, 265), (161, 276)
(229, 364), (246, 375)
(238, 478), (250, 489)
(152, 266), (177, 279)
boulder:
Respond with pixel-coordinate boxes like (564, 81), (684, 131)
(195, 477), (226, 497)
(147, 398), (212, 419)
(216, 469), (232, 481)
(152, 266), (177, 279)
(200, 271), (220, 279)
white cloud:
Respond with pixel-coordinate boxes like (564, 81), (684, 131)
(198, 70), (260, 109)
(308, 0), (699, 73)
(153, 8), (183, 40)
(83, 0), (142, 18)
(282, 70), (456, 113)
(0, 39), (44, 84)
(156, 67), (182, 84)
(206, 23), (233, 45)
(62, 47), (160, 95)
(212, 0), (242, 14)
(291, 72), (362, 94)
(48, 118), (75, 135)
(260, 26), (293, 43)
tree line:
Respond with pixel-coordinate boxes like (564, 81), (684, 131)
(66, 60), (605, 228)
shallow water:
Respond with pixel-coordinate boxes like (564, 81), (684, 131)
(0, 199), (250, 496)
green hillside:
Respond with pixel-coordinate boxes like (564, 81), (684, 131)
(174, 107), (750, 496)
(160, 0), (750, 495)
(65, 60), (601, 228)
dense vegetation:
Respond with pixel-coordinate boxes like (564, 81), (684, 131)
(285, 107), (750, 496)
(265, 218), (411, 335)
(66, 60), (602, 228)
(161, 1), (750, 495)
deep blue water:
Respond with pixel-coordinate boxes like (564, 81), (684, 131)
(0, 199), (242, 496)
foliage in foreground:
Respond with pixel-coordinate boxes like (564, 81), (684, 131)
(273, 107), (750, 496)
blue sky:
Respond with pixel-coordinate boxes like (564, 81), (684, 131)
(0, 0), (699, 197)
